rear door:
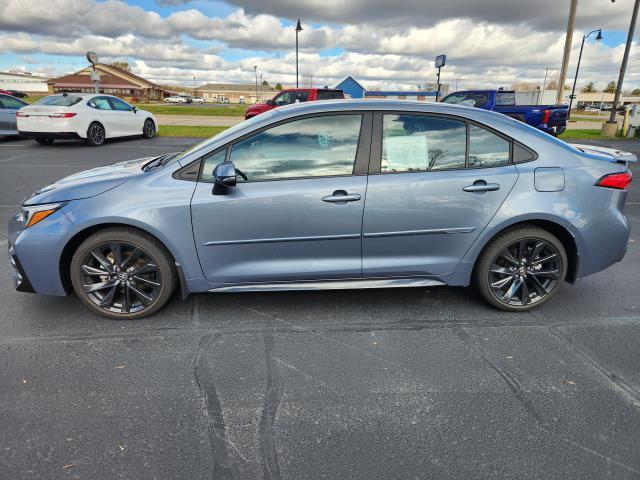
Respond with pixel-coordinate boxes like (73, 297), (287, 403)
(191, 112), (372, 286)
(362, 112), (519, 277)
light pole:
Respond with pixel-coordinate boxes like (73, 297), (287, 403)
(259, 74), (263, 101)
(193, 76), (196, 97)
(604, 0), (639, 133)
(567, 29), (602, 119)
(253, 65), (258, 102)
(295, 19), (303, 88)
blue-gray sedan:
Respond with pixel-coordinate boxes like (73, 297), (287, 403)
(8, 100), (634, 319)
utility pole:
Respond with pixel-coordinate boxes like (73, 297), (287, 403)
(557, 0), (578, 105)
(604, 0), (639, 134)
(540, 68), (549, 105)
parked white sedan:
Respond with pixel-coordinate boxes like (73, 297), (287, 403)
(17, 94), (157, 146)
(164, 96), (187, 103)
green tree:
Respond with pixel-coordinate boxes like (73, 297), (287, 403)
(631, 88), (640, 96)
(109, 61), (131, 71)
(581, 81), (597, 93)
(275, 83), (283, 91)
(603, 81), (617, 93)
(262, 80), (269, 86)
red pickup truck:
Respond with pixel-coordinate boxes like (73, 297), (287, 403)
(244, 88), (344, 119)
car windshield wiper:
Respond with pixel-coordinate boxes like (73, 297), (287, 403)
(144, 152), (181, 171)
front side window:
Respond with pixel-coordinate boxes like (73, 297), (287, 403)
(227, 114), (362, 182)
(88, 97), (113, 110)
(468, 124), (510, 167)
(273, 91), (309, 106)
(200, 149), (227, 182)
(381, 115), (467, 172)
(109, 97), (133, 111)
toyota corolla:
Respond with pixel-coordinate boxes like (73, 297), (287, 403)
(7, 100), (634, 319)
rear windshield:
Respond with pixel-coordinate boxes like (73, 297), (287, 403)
(35, 95), (83, 106)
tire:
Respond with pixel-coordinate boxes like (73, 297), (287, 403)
(70, 228), (177, 319)
(142, 118), (156, 139)
(474, 227), (567, 312)
(35, 138), (54, 145)
(86, 122), (105, 146)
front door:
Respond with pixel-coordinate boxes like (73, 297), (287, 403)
(0, 95), (25, 134)
(362, 113), (519, 277)
(191, 112), (371, 286)
(108, 97), (142, 136)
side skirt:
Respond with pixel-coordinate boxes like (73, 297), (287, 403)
(209, 277), (446, 293)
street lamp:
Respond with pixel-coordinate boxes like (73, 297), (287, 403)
(259, 74), (263, 101)
(568, 29), (602, 119)
(193, 76), (196, 97)
(295, 19), (303, 88)
(253, 65), (258, 102)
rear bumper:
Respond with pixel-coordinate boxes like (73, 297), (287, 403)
(18, 131), (82, 140)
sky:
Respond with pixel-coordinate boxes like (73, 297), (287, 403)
(0, 0), (638, 92)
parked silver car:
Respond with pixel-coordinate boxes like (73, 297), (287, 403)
(0, 93), (28, 137)
(8, 100), (634, 319)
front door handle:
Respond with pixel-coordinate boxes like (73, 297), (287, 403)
(463, 181), (500, 193)
(322, 190), (362, 204)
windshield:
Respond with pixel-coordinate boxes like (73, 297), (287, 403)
(35, 95), (83, 107)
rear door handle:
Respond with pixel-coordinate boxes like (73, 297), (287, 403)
(322, 190), (362, 204)
(463, 181), (500, 193)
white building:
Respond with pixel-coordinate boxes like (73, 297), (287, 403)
(0, 71), (50, 93)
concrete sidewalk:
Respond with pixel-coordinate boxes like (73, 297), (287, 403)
(156, 114), (243, 127)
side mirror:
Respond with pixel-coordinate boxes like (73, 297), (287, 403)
(213, 161), (237, 187)
(266, 99), (275, 106)
(132, 106), (138, 113)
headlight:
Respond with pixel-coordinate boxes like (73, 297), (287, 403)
(20, 202), (65, 229)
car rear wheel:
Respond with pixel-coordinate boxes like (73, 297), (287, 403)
(474, 227), (567, 312)
(35, 138), (54, 145)
(86, 122), (105, 146)
(70, 228), (177, 319)
(142, 119), (156, 139)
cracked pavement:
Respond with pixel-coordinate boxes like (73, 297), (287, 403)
(0, 136), (639, 479)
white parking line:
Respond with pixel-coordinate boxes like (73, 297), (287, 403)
(0, 239), (7, 247)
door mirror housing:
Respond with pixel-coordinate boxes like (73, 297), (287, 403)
(213, 161), (237, 187)
(266, 99), (275, 106)
(132, 106), (138, 113)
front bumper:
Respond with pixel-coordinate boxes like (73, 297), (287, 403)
(8, 208), (79, 296)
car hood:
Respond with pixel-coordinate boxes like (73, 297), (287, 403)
(571, 143), (637, 165)
(23, 156), (154, 206)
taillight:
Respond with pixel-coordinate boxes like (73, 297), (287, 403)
(48, 113), (77, 118)
(16, 111), (28, 117)
(596, 171), (632, 190)
(542, 110), (550, 123)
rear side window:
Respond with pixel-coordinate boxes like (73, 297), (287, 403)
(381, 115), (467, 172)
(316, 90), (341, 100)
(88, 97), (113, 110)
(441, 92), (489, 107)
(35, 95), (83, 106)
(468, 124), (510, 167)
(0, 96), (25, 109)
(495, 92), (516, 106)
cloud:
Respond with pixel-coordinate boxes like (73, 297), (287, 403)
(0, 0), (637, 91)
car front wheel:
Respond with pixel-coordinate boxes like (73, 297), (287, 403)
(86, 122), (105, 146)
(474, 227), (567, 312)
(70, 228), (177, 319)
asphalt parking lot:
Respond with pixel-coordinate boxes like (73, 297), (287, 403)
(1, 135), (639, 479)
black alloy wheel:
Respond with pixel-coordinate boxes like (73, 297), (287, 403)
(87, 122), (105, 146)
(475, 227), (567, 311)
(70, 228), (176, 319)
(142, 119), (156, 139)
